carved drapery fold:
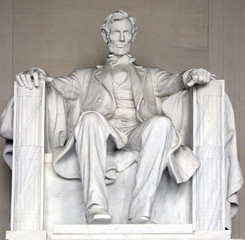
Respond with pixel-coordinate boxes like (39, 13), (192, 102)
(9, 80), (228, 234)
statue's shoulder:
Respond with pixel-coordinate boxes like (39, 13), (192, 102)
(144, 66), (164, 73)
(136, 65), (164, 76)
(71, 67), (96, 79)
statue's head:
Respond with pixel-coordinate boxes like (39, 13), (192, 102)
(101, 10), (137, 56)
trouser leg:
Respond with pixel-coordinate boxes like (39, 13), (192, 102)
(75, 112), (110, 212)
(126, 116), (176, 220)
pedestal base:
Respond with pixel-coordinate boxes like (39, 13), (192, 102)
(6, 225), (231, 240)
(49, 225), (231, 240)
(6, 231), (46, 240)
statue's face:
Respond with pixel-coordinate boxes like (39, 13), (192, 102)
(107, 18), (133, 56)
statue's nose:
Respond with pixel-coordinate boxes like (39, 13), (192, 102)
(119, 33), (125, 42)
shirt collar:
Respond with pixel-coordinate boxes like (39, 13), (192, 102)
(106, 54), (136, 69)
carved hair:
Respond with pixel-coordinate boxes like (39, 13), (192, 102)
(101, 10), (137, 43)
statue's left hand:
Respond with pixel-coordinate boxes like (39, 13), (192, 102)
(187, 68), (215, 87)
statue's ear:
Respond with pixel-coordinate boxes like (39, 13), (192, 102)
(101, 30), (108, 43)
(132, 31), (137, 42)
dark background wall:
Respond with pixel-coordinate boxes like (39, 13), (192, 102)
(0, 0), (244, 239)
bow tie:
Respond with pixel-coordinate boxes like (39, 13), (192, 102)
(108, 54), (135, 69)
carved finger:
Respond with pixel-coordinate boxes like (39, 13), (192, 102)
(192, 71), (199, 83)
(200, 68), (205, 74)
(20, 74), (28, 88)
(206, 72), (211, 83)
(202, 69), (208, 83)
(198, 73), (204, 83)
(201, 69), (207, 82)
(16, 75), (24, 87)
(45, 76), (53, 83)
(187, 79), (195, 87)
(33, 72), (39, 87)
(26, 74), (33, 90)
(211, 74), (216, 80)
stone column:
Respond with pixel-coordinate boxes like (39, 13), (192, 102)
(11, 81), (45, 231)
(192, 80), (225, 231)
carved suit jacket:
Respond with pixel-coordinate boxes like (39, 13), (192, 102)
(0, 62), (242, 223)
(50, 62), (189, 121)
(50, 62), (199, 182)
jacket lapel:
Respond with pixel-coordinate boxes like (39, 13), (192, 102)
(128, 64), (146, 117)
(94, 62), (148, 122)
(94, 62), (114, 93)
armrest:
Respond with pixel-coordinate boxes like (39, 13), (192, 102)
(192, 80), (225, 230)
(11, 80), (45, 231)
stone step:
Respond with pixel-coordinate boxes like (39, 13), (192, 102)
(48, 225), (230, 240)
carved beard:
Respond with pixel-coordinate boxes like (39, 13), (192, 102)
(108, 42), (131, 56)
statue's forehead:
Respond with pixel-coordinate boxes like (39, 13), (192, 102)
(108, 18), (133, 31)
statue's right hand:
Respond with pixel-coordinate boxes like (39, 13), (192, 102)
(16, 68), (53, 89)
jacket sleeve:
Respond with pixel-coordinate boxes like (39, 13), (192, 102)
(152, 68), (193, 98)
(48, 69), (81, 100)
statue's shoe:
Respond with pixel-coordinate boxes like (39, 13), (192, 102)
(128, 216), (155, 224)
(86, 208), (111, 224)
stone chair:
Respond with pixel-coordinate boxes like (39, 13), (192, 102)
(1, 80), (243, 240)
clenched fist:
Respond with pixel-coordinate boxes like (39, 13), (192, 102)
(187, 68), (215, 87)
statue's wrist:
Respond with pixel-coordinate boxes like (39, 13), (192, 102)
(183, 69), (194, 88)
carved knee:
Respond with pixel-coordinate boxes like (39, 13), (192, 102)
(147, 116), (172, 132)
(77, 112), (102, 127)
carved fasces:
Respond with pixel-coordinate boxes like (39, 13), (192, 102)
(11, 80), (45, 230)
(193, 80), (225, 230)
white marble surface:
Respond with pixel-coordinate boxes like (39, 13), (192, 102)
(6, 231), (46, 240)
(44, 10), (208, 226)
(6, 228), (231, 240)
(11, 81), (45, 231)
(49, 225), (231, 240)
(50, 225), (195, 239)
(54, 224), (193, 234)
(1, 10), (243, 238)
(44, 153), (193, 229)
(192, 80), (225, 230)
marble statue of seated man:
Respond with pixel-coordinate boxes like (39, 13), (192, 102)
(15, 10), (214, 224)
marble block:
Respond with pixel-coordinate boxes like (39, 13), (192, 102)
(48, 225), (231, 240)
(6, 231), (46, 240)
(192, 80), (225, 231)
(11, 81), (45, 230)
(1, 10), (243, 240)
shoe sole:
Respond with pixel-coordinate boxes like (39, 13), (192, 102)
(90, 214), (112, 224)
